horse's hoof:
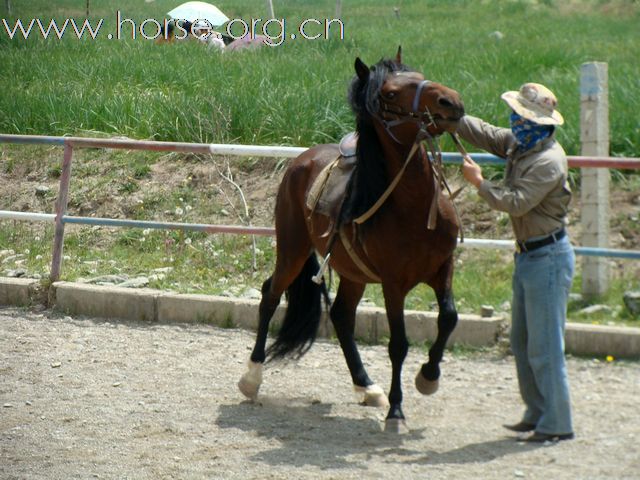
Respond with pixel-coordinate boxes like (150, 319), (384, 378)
(384, 418), (409, 434)
(238, 361), (263, 401)
(415, 371), (439, 395)
(354, 384), (390, 408)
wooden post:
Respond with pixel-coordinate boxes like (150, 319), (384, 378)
(5, 0), (11, 15)
(50, 144), (74, 283)
(265, 0), (275, 19)
(86, 0), (89, 17)
(580, 62), (610, 298)
(336, 0), (342, 17)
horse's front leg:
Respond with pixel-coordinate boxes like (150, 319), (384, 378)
(382, 284), (410, 433)
(415, 287), (458, 395)
(331, 279), (388, 408)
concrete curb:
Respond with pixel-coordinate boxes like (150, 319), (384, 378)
(1, 278), (639, 358)
(53, 282), (503, 348)
(0, 277), (42, 306)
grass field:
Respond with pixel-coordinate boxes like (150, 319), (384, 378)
(1, 0), (639, 326)
(1, 0), (639, 155)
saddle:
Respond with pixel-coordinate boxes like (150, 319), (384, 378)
(305, 133), (382, 283)
(305, 132), (358, 221)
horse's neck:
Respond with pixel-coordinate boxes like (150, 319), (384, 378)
(378, 133), (434, 210)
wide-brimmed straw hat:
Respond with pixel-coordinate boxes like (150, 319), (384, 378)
(501, 83), (564, 125)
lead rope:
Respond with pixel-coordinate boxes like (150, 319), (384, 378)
(424, 134), (466, 243)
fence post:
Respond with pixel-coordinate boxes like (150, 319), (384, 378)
(50, 143), (74, 283)
(579, 62), (610, 298)
(265, 0), (275, 19)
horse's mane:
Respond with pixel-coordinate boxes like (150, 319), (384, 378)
(342, 58), (414, 225)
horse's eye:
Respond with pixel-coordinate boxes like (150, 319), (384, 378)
(385, 91), (396, 100)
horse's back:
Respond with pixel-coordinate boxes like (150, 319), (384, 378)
(277, 144), (340, 206)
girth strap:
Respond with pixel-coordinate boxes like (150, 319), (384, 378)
(339, 226), (381, 283)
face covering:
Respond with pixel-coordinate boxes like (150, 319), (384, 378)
(510, 112), (554, 151)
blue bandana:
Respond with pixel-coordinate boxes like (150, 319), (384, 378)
(510, 112), (554, 151)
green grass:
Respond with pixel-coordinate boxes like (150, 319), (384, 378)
(1, 0), (639, 156)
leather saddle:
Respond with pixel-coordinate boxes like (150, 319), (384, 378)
(305, 132), (358, 224)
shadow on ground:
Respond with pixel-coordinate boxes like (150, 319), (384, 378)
(216, 396), (540, 470)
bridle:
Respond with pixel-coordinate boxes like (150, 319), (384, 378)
(376, 79), (438, 145)
(355, 77), (464, 240)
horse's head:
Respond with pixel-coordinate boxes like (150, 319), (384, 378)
(349, 48), (464, 144)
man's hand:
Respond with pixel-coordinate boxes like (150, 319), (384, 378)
(462, 155), (484, 189)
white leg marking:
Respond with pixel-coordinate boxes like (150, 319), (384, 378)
(384, 418), (409, 434)
(238, 361), (263, 401)
(354, 384), (389, 408)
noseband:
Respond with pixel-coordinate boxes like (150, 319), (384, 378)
(377, 79), (438, 145)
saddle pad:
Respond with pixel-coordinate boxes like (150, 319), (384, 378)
(306, 155), (357, 218)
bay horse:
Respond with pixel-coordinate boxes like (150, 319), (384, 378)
(239, 49), (465, 432)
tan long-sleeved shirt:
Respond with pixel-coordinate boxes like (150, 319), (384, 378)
(457, 115), (571, 242)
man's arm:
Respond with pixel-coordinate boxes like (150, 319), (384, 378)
(456, 115), (514, 159)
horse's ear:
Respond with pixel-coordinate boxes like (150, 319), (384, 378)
(354, 57), (370, 81)
(395, 46), (402, 64)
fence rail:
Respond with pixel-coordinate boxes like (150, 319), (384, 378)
(1, 210), (639, 260)
(2, 133), (640, 168)
(1, 133), (639, 284)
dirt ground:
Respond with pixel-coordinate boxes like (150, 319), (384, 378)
(1, 306), (638, 480)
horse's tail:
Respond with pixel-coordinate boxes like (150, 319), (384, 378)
(266, 254), (330, 361)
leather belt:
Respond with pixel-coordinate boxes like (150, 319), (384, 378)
(516, 228), (566, 253)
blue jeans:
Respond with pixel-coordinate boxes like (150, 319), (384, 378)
(511, 235), (575, 435)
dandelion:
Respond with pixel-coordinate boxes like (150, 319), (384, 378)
(185, 205), (193, 212)
(184, 238), (192, 245)
(35, 255), (42, 260)
(142, 229), (151, 236)
(606, 355), (615, 362)
(24, 249), (30, 255)
(175, 207), (184, 216)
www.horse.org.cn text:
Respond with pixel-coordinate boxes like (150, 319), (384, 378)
(1, 13), (346, 47)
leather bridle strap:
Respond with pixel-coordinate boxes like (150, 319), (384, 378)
(412, 80), (430, 113)
(377, 80), (437, 144)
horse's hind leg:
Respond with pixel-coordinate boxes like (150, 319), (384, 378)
(331, 279), (388, 408)
(238, 185), (313, 400)
(416, 258), (458, 395)
(237, 274), (280, 400)
(238, 246), (312, 400)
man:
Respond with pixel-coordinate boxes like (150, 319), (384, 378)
(458, 83), (575, 443)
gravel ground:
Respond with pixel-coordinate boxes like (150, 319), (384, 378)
(1, 306), (638, 480)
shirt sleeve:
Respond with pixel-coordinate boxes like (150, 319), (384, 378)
(456, 115), (514, 159)
(477, 160), (563, 217)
